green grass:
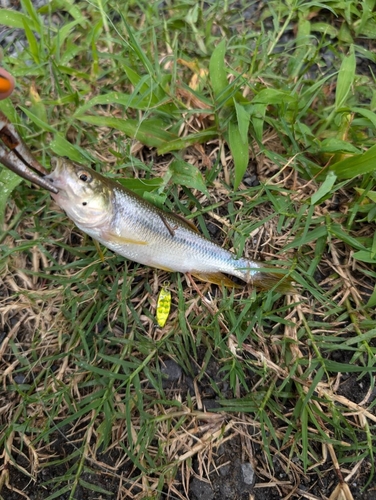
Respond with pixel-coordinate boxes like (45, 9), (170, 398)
(0, 1), (376, 499)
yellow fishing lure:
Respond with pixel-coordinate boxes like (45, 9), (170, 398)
(156, 283), (171, 327)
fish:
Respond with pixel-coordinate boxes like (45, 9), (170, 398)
(45, 157), (293, 292)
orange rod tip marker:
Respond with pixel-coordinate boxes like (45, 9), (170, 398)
(0, 68), (15, 99)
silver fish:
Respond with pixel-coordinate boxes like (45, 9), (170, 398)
(46, 157), (292, 292)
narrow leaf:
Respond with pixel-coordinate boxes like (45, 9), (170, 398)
(234, 101), (250, 144)
(157, 129), (218, 154)
(352, 250), (376, 263)
(209, 39), (228, 98)
(335, 45), (356, 109)
(329, 143), (376, 179)
(252, 89), (297, 105)
(50, 134), (93, 163)
(354, 188), (376, 203)
(329, 223), (366, 251)
(366, 286), (376, 309)
(0, 169), (22, 226)
(78, 115), (178, 148)
(228, 120), (249, 190)
(311, 171), (337, 205)
(78, 479), (113, 495)
(249, 103), (266, 143)
(19, 106), (56, 132)
(351, 106), (376, 128)
(22, 18), (40, 63)
(73, 91), (155, 117)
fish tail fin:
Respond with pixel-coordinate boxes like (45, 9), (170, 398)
(190, 269), (295, 293)
(248, 270), (295, 294)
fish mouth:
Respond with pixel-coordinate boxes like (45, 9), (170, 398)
(44, 172), (66, 192)
(44, 157), (69, 193)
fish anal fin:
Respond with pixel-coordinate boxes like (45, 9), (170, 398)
(102, 231), (148, 246)
(190, 271), (242, 288)
(156, 264), (174, 272)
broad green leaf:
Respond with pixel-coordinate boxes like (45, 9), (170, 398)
(338, 22), (353, 44)
(320, 138), (360, 154)
(77, 115), (178, 148)
(209, 39), (228, 99)
(228, 120), (249, 190)
(0, 168), (22, 226)
(329, 143), (376, 179)
(168, 159), (208, 195)
(311, 171), (337, 205)
(117, 177), (163, 195)
(252, 89), (296, 105)
(234, 101), (250, 144)
(335, 45), (356, 110)
(310, 22), (338, 37)
(1, 9), (38, 31)
(50, 134), (93, 163)
(157, 128), (218, 154)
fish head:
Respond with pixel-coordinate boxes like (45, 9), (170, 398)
(46, 157), (114, 229)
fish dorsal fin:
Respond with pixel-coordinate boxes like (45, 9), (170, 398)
(169, 212), (200, 233)
(190, 271), (242, 288)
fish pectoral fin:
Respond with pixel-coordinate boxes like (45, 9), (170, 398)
(190, 271), (242, 288)
(102, 231), (148, 246)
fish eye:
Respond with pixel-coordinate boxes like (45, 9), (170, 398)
(78, 171), (92, 183)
